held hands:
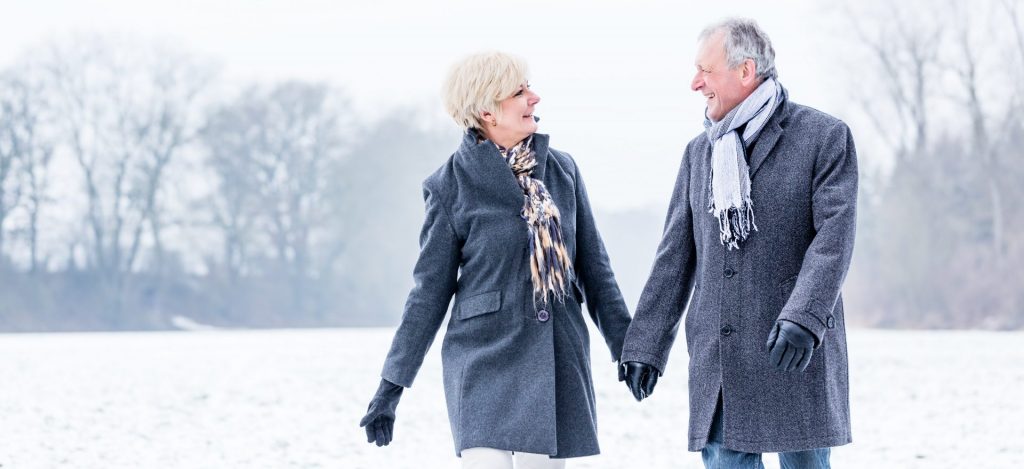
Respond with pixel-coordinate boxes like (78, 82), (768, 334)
(358, 378), (404, 446)
(623, 361), (661, 401)
(766, 320), (818, 372)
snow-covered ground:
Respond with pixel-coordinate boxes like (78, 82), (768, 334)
(1, 328), (1021, 468)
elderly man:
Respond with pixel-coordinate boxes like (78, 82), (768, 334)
(620, 18), (856, 469)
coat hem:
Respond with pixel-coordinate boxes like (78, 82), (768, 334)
(687, 433), (851, 453)
(455, 444), (600, 459)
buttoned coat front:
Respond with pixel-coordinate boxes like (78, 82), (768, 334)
(620, 94), (857, 453)
(379, 132), (631, 458)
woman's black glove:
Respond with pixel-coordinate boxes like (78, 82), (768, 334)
(766, 320), (818, 372)
(623, 361), (661, 401)
(358, 378), (404, 446)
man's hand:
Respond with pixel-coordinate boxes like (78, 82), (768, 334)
(358, 378), (404, 446)
(766, 320), (818, 372)
(623, 361), (661, 401)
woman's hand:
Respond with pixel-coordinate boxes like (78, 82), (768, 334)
(358, 378), (404, 446)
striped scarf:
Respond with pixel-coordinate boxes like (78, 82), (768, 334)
(497, 136), (574, 305)
(703, 78), (782, 250)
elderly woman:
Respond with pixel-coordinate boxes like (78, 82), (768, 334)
(358, 51), (632, 468)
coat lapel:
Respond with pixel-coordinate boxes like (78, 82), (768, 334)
(454, 131), (550, 209)
(530, 132), (551, 181)
(747, 93), (790, 180)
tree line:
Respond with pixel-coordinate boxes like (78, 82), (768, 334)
(841, 0), (1024, 328)
(0, 35), (456, 331)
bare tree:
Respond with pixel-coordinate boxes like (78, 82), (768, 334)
(38, 35), (214, 315)
(1004, 0), (1024, 80)
(942, 0), (1014, 255)
(201, 99), (263, 285)
(842, 0), (1024, 327)
(999, 0), (1024, 251)
(0, 68), (56, 272)
(847, 1), (943, 162)
(202, 82), (352, 317)
(0, 75), (24, 267)
(844, 1), (948, 320)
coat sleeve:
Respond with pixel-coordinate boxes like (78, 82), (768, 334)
(619, 146), (699, 374)
(380, 181), (461, 388)
(777, 121), (858, 343)
(571, 158), (632, 362)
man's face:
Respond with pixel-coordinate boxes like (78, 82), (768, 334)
(691, 31), (754, 122)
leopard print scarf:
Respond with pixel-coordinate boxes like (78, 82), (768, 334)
(496, 136), (574, 305)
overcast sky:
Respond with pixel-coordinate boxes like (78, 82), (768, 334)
(1, 0), (856, 211)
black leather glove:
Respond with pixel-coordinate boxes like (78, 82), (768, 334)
(617, 360), (627, 382)
(358, 378), (404, 446)
(766, 320), (818, 372)
(623, 361), (660, 401)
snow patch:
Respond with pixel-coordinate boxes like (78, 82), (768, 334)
(170, 315), (218, 331)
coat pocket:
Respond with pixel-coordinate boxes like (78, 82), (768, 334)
(457, 290), (502, 320)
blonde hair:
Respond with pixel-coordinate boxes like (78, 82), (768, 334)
(443, 51), (529, 131)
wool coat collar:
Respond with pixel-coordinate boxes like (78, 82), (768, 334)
(747, 86), (790, 180)
(454, 130), (552, 207)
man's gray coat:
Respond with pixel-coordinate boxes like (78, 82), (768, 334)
(620, 93), (857, 453)
(380, 132), (631, 458)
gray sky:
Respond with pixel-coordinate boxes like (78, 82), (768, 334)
(1, 0), (855, 211)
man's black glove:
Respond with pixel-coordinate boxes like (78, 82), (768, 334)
(623, 361), (661, 401)
(358, 378), (404, 446)
(617, 360), (627, 382)
(766, 320), (818, 372)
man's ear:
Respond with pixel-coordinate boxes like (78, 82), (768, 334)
(741, 58), (759, 86)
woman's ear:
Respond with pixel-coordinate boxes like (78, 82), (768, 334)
(480, 110), (497, 127)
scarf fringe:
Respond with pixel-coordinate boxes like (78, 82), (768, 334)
(711, 200), (758, 250)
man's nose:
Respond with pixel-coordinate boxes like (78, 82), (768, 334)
(528, 90), (540, 105)
(691, 71), (703, 92)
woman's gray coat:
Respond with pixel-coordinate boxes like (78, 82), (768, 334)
(379, 131), (631, 458)
(620, 93), (857, 453)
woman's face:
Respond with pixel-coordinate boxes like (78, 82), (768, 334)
(482, 82), (540, 147)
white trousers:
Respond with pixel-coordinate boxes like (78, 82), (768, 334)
(461, 447), (566, 469)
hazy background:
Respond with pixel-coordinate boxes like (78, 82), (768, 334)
(0, 0), (1021, 331)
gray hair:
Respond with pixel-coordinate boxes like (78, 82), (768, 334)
(699, 18), (777, 81)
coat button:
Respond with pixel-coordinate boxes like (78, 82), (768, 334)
(826, 315), (835, 329)
(537, 309), (550, 322)
(724, 268), (735, 278)
(720, 325), (733, 336)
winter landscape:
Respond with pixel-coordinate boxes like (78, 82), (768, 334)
(2, 2), (1024, 468)
(1, 326), (1021, 469)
